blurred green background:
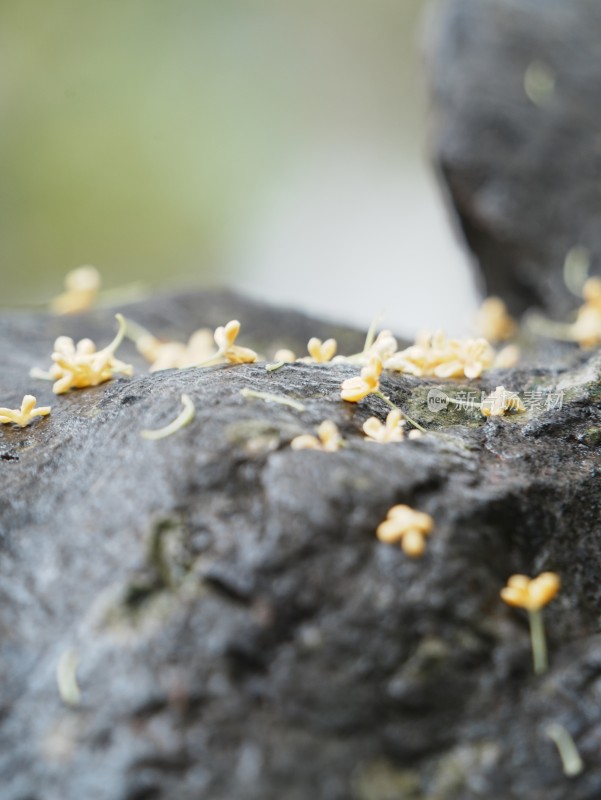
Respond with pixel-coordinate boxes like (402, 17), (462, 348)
(0, 0), (476, 333)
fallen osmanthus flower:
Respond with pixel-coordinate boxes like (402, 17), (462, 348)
(376, 504), (434, 557)
(0, 395), (51, 427)
(474, 296), (517, 342)
(128, 320), (215, 372)
(340, 355), (382, 403)
(301, 337), (337, 364)
(291, 420), (343, 452)
(385, 330), (496, 380)
(570, 276), (601, 348)
(363, 409), (406, 443)
(501, 572), (561, 674)
(480, 386), (526, 417)
(50, 265), (101, 315)
(194, 320), (258, 367)
(30, 314), (133, 394)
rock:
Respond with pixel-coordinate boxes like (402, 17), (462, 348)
(0, 290), (600, 799)
(427, 0), (601, 317)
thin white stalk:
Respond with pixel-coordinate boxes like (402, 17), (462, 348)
(240, 388), (305, 412)
(545, 723), (583, 776)
(141, 394), (195, 440)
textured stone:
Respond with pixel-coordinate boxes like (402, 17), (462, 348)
(427, 0), (601, 317)
(1, 290), (600, 799)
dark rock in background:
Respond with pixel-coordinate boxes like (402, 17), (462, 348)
(427, 0), (601, 317)
(1, 290), (600, 799)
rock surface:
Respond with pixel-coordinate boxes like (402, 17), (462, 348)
(1, 290), (600, 799)
(427, 0), (601, 317)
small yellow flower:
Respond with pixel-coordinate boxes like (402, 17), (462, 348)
(273, 348), (296, 363)
(31, 314), (133, 394)
(363, 409), (405, 443)
(341, 356), (382, 403)
(137, 328), (215, 371)
(365, 330), (398, 362)
(480, 386), (525, 417)
(291, 420), (342, 452)
(0, 395), (51, 427)
(570, 278), (601, 348)
(500, 572), (560, 612)
(582, 276), (601, 307)
(474, 297), (517, 342)
(213, 320), (258, 364)
(501, 572), (561, 674)
(376, 504), (434, 557)
(306, 337), (337, 363)
(494, 344), (521, 369)
(50, 265), (101, 315)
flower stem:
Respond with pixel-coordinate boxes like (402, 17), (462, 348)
(363, 310), (384, 352)
(140, 394), (196, 440)
(545, 722), (584, 776)
(529, 608), (548, 675)
(374, 391), (428, 434)
(265, 360), (286, 372)
(240, 388), (305, 412)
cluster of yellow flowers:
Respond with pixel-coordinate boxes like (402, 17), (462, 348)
(31, 314), (133, 395)
(136, 328), (215, 371)
(385, 331), (496, 380)
(10, 271), (574, 688)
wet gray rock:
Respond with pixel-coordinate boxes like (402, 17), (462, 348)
(1, 290), (600, 799)
(427, 0), (601, 317)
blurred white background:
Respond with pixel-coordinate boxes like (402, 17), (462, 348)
(0, 0), (478, 336)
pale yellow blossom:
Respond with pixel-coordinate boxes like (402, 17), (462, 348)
(31, 314), (133, 394)
(273, 348), (296, 363)
(50, 265), (101, 315)
(570, 278), (601, 348)
(364, 330), (398, 362)
(363, 409), (405, 443)
(212, 320), (257, 364)
(341, 356), (382, 403)
(137, 328), (214, 371)
(291, 420), (342, 452)
(501, 573), (560, 612)
(0, 395), (51, 427)
(494, 344), (521, 369)
(433, 337), (496, 379)
(305, 337), (337, 363)
(474, 297), (517, 342)
(480, 386), (525, 417)
(385, 331), (495, 380)
(376, 504), (434, 557)
(501, 572), (561, 675)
